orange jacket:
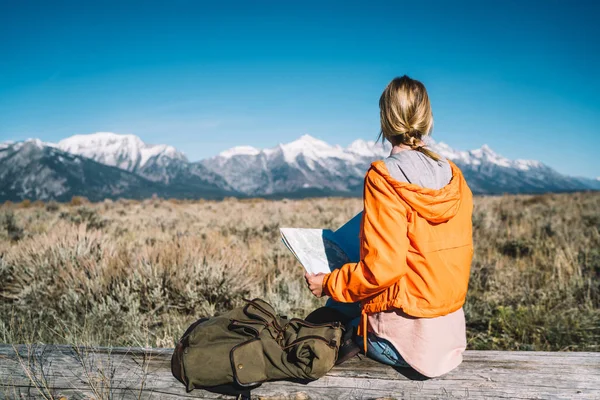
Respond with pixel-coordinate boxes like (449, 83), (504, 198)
(323, 160), (473, 349)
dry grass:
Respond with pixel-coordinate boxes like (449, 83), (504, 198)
(0, 193), (598, 351)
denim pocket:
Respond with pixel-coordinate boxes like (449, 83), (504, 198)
(381, 344), (401, 364)
(375, 338), (410, 368)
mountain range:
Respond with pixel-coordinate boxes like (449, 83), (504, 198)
(0, 132), (598, 202)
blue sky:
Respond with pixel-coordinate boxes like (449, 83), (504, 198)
(1, 0), (599, 177)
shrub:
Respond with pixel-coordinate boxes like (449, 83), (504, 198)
(59, 207), (108, 230)
(45, 201), (60, 212)
(70, 196), (89, 206)
(1, 210), (24, 242)
(18, 199), (31, 209)
(0, 225), (258, 345)
(582, 213), (600, 230)
(499, 239), (533, 258)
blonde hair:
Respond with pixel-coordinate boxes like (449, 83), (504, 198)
(379, 75), (441, 161)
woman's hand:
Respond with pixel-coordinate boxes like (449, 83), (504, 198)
(305, 272), (327, 298)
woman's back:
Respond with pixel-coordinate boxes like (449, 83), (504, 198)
(373, 150), (467, 378)
(332, 156), (473, 317)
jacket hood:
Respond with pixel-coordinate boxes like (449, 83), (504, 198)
(370, 160), (469, 224)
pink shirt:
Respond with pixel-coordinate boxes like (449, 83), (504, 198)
(368, 307), (467, 377)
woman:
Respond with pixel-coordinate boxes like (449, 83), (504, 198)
(305, 75), (473, 378)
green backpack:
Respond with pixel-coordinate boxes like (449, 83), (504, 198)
(171, 298), (343, 393)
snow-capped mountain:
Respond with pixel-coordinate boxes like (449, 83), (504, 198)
(58, 132), (189, 181)
(0, 133), (597, 202)
(428, 141), (541, 170)
(0, 139), (171, 202)
(200, 135), (385, 196)
(202, 134), (598, 196)
(58, 132), (234, 190)
(0, 138), (237, 202)
(423, 140), (590, 194)
(58, 132), (187, 171)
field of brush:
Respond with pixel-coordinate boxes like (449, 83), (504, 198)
(0, 193), (598, 351)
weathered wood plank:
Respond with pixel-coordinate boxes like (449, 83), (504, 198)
(0, 345), (598, 399)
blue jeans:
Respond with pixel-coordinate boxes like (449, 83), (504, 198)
(325, 298), (410, 368)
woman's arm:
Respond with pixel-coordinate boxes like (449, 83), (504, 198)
(323, 168), (410, 302)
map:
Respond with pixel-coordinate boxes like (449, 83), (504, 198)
(280, 213), (361, 274)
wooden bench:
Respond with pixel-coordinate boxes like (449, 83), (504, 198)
(1, 344), (598, 399)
